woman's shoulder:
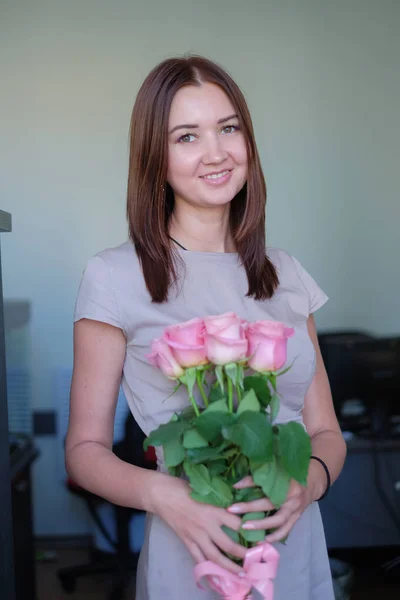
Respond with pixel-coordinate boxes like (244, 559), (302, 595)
(96, 239), (136, 264)
(266, 246), (328, 314)
(77, 240), (143, 293)
(266, 246), (296, 273)
(93, 240), (141, 276)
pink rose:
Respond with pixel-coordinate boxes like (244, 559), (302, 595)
(247, 320), (294, 372)
(203, 312), (248, 365)
(163, 317), (208, 368)
(146, 337), (184, 379)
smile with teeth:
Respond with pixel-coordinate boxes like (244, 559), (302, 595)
(201, 170), (231, 180)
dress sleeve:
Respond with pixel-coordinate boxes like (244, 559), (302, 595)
(290, 255), (329, 315)
(74, 255), (123, 330)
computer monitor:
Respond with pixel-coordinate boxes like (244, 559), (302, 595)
(318, 332), (400, 437)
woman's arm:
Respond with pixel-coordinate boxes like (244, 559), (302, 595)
(228, 315), (347, 541)
(65, 318), (164, 512)
(65, 318), (246, 573)
(303, 315), (347, 501)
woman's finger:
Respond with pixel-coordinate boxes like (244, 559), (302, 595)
(241, 506), (292, 530)
(187, 541), (206, 565)
(233, 476), (254, 489)
(228, 497), (275, 515)
(213, 529), (248, 561)
(264, 513), (299, 543)
(220, 510), (243, 532)
(200, 537), (244, 575)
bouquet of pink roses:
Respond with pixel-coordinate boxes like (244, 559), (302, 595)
(144, 313), (312, 600)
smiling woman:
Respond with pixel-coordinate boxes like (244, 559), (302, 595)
(167, 84), (247, 210)
(126, 56), (279, 303)
(66, 55), (345, 600)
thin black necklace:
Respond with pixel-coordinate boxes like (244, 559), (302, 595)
(169, 236), (188, 251)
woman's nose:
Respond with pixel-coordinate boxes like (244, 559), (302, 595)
(202, 133), (228, 165)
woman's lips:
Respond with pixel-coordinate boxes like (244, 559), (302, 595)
(199, 169), (232, 186)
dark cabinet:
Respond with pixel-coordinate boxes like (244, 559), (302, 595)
(10, 435), (38, 600)
(1, 211), (39, 600)
(0, 210), (15, 600)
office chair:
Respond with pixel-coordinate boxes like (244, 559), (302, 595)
(57, 413), (156, 600)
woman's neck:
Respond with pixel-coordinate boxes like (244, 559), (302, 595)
(169, 202), (236, 253)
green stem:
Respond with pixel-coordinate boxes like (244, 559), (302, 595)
(224, 451), (240, 478)
(227, 376), (233, 413)
(236, 384), (242, 403)
(196, 370), (209, 408)
(189, 394), (200, 417)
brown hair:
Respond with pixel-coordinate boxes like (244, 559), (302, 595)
(127, 55), (279, 303)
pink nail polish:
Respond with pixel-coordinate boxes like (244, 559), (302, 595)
(242, 523), (256, 530)
(228, 506), (241, 513)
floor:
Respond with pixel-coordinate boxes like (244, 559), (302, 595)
(36, 546), (400, 600)
(36, 548), (136, 600)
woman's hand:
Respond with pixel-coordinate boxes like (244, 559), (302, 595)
(148, 474), (247, 574)
(227, 476), (313, 543)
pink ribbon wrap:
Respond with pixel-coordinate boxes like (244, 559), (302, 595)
(194, 543), (280, 600)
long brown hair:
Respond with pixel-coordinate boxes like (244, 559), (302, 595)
(127, 55), (279, 303)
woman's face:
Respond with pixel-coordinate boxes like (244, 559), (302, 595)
(167, 83), (248, 210)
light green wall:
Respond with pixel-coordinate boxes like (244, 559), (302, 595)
(1, 0), (399, 534)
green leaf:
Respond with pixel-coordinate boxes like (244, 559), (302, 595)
(237, 389), (261, 415)
(234, 486), (265, 503)
(234, 454), (250, 481)
(143, 420), (190, 450)
(163, 438), (185, 467)
(237, 364), (245, 391)
(221, 525), (240, 544)
(269, 460), (291, 507)
(249, 457), (266, 471)
(277, 422), (312, 486)
(207, 460), (226, 476)
(277, 360), (295, 377)
(215, 365), (225, 393)
(183, 429), (209, 449)
(168, 463), (183, 477)
(183, 462), (212, 495)
(190, 492), (213, 505)
(205, 398), (229, 413)
(186, 443), (229, 463)
(211, 476), (234, 506)
(224, 363), (238, 387)
(268, 373), (277, 392)
(240, 512), (266, 542)
(243, 376), (272, 407)
(222, 412), (273, 461)
(185, 463), (233, 507)
(195, 411), (235, 443)
(180, 405), (197, 422)
(252, 455), (291, 507)
(269, 394), (280, 422)
(185, 367), (197, 397)
(208, 385), (226, 404)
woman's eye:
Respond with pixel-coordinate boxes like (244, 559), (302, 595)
(221, 124), (240, 134)
(177, 133), (196, 143)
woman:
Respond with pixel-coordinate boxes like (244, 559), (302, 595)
(66, 56), (346, 599)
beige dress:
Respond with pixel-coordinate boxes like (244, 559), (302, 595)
(74, 241), (334, 600)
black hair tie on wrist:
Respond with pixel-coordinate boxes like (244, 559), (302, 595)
(310, 455), (331, 501)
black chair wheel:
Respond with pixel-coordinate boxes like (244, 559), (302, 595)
(58, 573), (77, 593)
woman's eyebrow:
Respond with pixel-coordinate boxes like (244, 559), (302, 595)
(168, 113), (238, 135)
